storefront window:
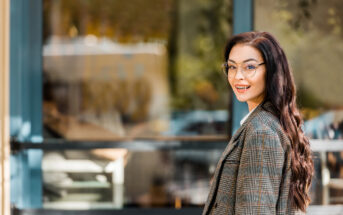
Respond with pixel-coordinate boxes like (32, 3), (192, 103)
(255, 0), (343, 205)
(42, 0), (232, 209)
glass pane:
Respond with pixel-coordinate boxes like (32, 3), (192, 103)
(254, 0), (343, 205)
(42, 149), (221, 209)
(43, 0), (233, 141)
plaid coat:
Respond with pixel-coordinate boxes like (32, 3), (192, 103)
(202, 101), (305, 215)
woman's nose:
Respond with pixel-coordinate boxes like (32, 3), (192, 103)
(234, 68), (245, 80)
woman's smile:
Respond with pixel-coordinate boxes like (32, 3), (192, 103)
(234, 84), (251, 93)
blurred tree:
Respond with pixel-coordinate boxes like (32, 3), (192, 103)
(173, 0), (232, 110)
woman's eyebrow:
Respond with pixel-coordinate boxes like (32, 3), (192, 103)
(228, 58), (258, 63)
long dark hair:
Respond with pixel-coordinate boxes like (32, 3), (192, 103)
(224, 31), (314, 212)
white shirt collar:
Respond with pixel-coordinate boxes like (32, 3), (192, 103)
(240, 106), (258, 126)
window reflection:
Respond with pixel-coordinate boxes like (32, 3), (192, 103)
(43, 149), (127, 208)
(42, 0), (232, 209)
(42, 149), (221, 209)
(43, 40), (169, 139)
(43, 0), (232, 140)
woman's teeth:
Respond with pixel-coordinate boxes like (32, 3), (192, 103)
(236, 86), (250, 89)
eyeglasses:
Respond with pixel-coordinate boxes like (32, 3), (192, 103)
(222, 62), (265, 78)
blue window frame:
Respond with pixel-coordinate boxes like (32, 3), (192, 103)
(10, 0), (43, 208)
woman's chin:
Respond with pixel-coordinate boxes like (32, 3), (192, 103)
(235, 95), (248, 102)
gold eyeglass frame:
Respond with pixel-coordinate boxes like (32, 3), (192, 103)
(222, 62), (265, 78)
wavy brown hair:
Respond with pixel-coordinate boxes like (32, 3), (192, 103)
(224, 31), (314, 212)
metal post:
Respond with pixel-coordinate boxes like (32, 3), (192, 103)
(231, 0), (253, 134)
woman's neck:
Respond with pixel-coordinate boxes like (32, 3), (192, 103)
(247, 96), (264, 112)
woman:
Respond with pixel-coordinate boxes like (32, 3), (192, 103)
(202, 32), (314, 215)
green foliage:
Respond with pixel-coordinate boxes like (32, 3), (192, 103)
(172, 0), (232, 110)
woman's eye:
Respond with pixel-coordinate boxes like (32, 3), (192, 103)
(228, 65), (236, 70)
(246, 64), (257, 70)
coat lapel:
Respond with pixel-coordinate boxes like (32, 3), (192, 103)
(203, 101), (276, 215)
(220, 101), (268, 159)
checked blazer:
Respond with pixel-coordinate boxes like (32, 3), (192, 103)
(202, 101), (305, 215)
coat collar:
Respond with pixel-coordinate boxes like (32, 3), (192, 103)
(222, 100), (277, 159)
(232, 101), (275, 140)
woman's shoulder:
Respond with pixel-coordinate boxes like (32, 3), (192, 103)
(245, 107), (291, 148)
(247, 107), (281, 133)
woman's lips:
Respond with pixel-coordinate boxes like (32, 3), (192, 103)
(234, 84), (250, 93)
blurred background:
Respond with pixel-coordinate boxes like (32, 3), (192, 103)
(4, 0), (343, 214)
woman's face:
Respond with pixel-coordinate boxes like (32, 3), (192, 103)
(227, 43), (266, 111)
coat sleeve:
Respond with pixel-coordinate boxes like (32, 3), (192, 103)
(235, 128), (285, 215)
